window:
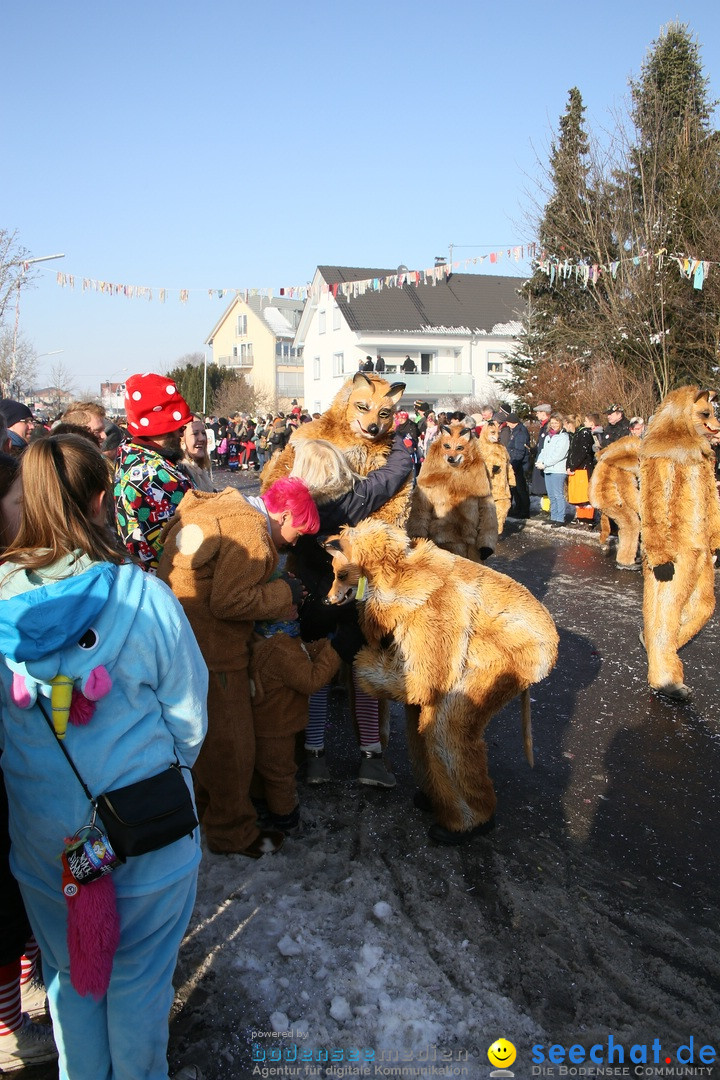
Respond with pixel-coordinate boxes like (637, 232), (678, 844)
(421, 352), (433, 373)
(487, 352), (507, 374)
(239, 343), (254, 365)
(332, 352), (344, 376)
(318, 310), (326, 335)
(333, 305), (341, 331)
(236, 313), (247, 336)
(313, 356), (321, 380)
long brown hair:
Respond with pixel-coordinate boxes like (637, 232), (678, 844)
(3, 435), (126, 570)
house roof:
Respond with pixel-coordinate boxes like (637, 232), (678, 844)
(206, 293), (304, 345)
(317, 266), (525, 335)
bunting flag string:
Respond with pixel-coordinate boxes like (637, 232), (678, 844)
(53, 239), (714, 306)
(535, 249), (712, 291)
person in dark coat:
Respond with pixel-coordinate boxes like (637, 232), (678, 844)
(374, 356), (386, 374)
(599, 405), (631, 449)
(505, 414), (531, 518)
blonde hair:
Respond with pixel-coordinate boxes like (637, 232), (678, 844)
(3, 435), (126, 570)
(290, 439), (362, 504)
(181, 414), (212, 473)
(61, 400), (106, 427)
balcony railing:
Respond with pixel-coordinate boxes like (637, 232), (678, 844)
(372, 372), (474, 397)
(217, 355), (254, 369)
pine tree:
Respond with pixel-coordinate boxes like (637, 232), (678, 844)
(512, 24), (720, 411)
(509, 87), (607, 406)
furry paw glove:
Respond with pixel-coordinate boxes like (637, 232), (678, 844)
(653, 562), (675, 581)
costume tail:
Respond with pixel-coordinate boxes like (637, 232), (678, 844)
(521, 688), (534, 767)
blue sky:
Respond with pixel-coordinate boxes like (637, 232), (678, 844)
(3, 0), (719, 393)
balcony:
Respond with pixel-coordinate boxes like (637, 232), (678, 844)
(217, 355), (254, 369)
(380, 372), (474, 398)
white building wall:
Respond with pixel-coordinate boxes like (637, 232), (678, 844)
(298, 272), (520, 412)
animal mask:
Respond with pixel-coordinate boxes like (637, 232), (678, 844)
(692, 389), (720, 439)
(345, 372), (405, 442)
(481, 420), (500, 445)
(322, 537), (363, 605)
(436, 421), (479, 467)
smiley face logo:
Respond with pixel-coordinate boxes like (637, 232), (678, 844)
(488, 1039), (516, 1069)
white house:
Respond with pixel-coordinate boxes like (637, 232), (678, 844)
(296, 265), (525, 412)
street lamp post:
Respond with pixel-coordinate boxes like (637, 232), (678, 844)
(10, 252), (66, 395)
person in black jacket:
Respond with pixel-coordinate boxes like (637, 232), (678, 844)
(505, 414), (531, 518)
(599, 405), (631, 449)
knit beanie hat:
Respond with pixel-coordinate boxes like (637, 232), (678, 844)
(0, 399), (33, 427)
(124, 373), (192, 437)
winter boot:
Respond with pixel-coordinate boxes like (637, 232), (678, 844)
(267, 805), (301, 835)
(358, 750), (396, 788)
(305, 749), (331, 785)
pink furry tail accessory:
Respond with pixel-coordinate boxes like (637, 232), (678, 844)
(64, 872), (120, 999)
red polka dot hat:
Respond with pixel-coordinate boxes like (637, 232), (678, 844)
(124, 373), (193, 437)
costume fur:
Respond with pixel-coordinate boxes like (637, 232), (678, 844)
(406, 421), (498, 561)
(479, 420), (515, 534)
(323, 521), (558, 833)
(158, 488), (295, 852)
(588, 435), (642, 567)
(261, 372), (411, 527)
(639, 386), (720, 700)
(250, 633), (340, 815)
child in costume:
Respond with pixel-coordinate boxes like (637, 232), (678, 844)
(158, 476), (320, 858)
(250, 606), (341, 832)
(0, 435), (208, 1080)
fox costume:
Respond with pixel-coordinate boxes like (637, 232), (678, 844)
(479, 420), (515, 534)
(406, 421), (498, 561)
(324, 521), (558, 843)
(639, 386), (720, 701)
(261, 372), (411, 527)
(588, 435), (642, 569)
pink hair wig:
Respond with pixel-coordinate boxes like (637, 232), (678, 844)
(262, 476), (319, 535)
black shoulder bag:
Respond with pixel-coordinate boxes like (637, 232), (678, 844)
(36, 698), (198, 860)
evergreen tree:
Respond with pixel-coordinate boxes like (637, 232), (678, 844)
(512, 23), (720, 410)
(167, 355), (256, 415)
(509, 87), (608, 405)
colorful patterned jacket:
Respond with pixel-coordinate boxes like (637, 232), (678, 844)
(114, 441), (192, 573)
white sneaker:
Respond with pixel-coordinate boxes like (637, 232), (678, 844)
(0, 1013), (58, 1071)
(21, 973), (48, 1018)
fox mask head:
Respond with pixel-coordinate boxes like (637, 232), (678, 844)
(692, 389), (720, 440)
(345, 372), (405, 442)
(434, 421), (479, 467)
(322, 537), (363, 605)
(481, 420), (500, 445)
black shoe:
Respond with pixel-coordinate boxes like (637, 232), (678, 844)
(413, 790), (433, 812)
(267, 805), (301, 834)
(428, 816), (496, 845)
